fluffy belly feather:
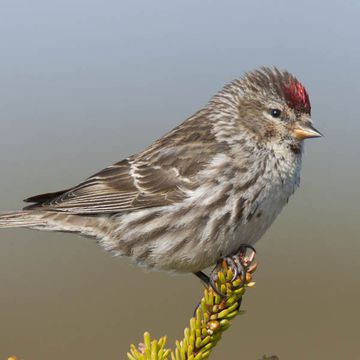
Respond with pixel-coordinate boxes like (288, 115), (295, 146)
(98, 164), (298, 273)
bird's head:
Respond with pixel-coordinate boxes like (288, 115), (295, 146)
(211, 67), (322, 155)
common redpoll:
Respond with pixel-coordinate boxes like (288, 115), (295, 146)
(0, 67), (321, 283)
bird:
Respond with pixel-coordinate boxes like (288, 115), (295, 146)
(0, 67), (321, 286)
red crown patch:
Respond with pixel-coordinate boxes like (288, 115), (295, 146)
(283, 81), (311, 113)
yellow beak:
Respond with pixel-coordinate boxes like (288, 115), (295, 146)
(292, 123), (322, 140)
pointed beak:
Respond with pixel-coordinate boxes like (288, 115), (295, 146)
(292, 122), (323, 140)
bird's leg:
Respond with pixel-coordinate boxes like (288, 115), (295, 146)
(194, 269), (224, 297)
(193, 269), (224, 314)
(194, 270), (210, 286)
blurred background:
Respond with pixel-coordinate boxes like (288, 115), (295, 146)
(0, 1), (359, 359)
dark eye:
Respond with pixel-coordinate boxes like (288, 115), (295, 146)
(270, 109), (282, 118)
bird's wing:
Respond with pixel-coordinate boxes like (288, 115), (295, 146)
(23, 157), (190, 214)
(23, 109), (223, 214)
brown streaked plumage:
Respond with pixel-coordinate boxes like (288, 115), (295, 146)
(0, 67), (321, 274)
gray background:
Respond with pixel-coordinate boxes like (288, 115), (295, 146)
(0, 1), (359, 359)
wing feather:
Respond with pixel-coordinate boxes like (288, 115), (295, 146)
(24, 158), (187, 213)
(23, 109), (223, 214)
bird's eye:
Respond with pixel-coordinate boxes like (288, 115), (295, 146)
(270, 109), (282, 118)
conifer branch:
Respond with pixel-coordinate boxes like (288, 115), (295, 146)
(127, 260), (259, 360)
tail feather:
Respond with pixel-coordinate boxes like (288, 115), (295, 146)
(0, 210), (109, 240)
(0, 211), (47, 228)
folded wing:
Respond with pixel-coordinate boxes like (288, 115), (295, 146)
(24, 158), (188, 214)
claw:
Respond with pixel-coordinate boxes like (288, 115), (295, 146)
(238, 244), (256, 268)
(210, 276), (224, 297)
(218, 245), (257, 289)
(247, 262), (258, 274)
(193, 245), (257, 298)
(233, 256), (246, 287)
(225, 257), (238, 281)
(239, 244), (256, 254)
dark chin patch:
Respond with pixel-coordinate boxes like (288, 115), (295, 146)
(289, 142), (302, 155)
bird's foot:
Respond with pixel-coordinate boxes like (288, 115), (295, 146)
(209, 244), (256, 295)
(193, 245), (256, 314)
